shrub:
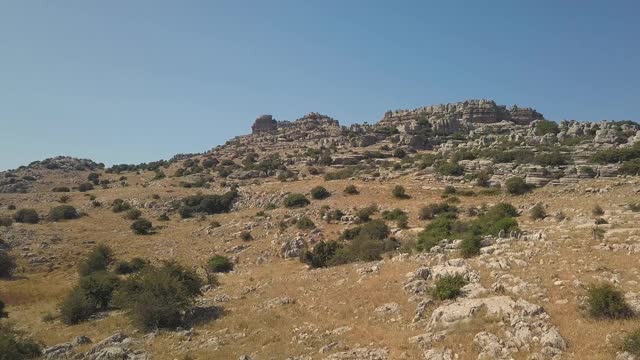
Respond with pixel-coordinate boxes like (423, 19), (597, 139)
(591, 142), (640, 164)
(505, 177), (531, 195)
(207, 255), (234, 273)
(393, 148), (406, 158)
(310, 186), (331, 200)
(592, 204), (605, 216)
(7, 205), (16, 210)
(356, 204), (377, 222)
(114, 258), (147, 275)
(595, 218), (608, 225)
(111, 199), (131, 213)
(123, 208), (142, 220)
(78, 244), (114, 276)
(443, 186), (456, 195)
(344, 185), (359, 195)
(586, 283), (633, 319)
(436, 161), (464, 176)
(113, 261), (203, 330)
(431, 274), (468, 300)
(529, 203), (546, 220)
(302, 241), (342, 268)
(178, 191), (238, 219)
(59, 195), (70, 203)
(534, 151), (568, 166)
(324, 168), (355, 181)
(239, 231), (252, 241)
(131, 218), (153, 235)
(392, 185), (409, 199)
(534, 120), (560, 136)
(475, 171), (491, 187)
(622, 329), (640, 356)
(78, 182), (94, 192)
(59, 287), (97, 324)
(381, 208), (407, 223)
(0, 216), (12, 227)
(296, 216), (315, 230)
(0, 299), (6, 318)
(48, 205), (79, 221)
(284, 193), (310, 208)
(158, 213), (170, 221)
(419, 203), (457, 220)
(0, 324), (42, 359)
(52, 186), (70, 193)
(0, 251), (17, 278)
(79, 272), (121, 309)
(13, 209), (39, 224)
(460, 237), (482, 258)
(620, 159), (640, 175)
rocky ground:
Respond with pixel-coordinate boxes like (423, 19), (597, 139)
(1, 99), (640, 359)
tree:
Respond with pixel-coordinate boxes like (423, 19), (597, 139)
(78, 244), (114, 276)
(505, 177), (531, 195)
(131, 218), (153, 235)
(48, 205), (79, 221)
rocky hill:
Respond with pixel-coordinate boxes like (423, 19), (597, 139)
(1, 99), (640, 360)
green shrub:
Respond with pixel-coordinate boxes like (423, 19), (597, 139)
(460, 237), (482, 258)
(284, 193), (310, 208)
(239, 231), (252, 241)
(52, 186), (70, 193)
(381, 208), (407, 222)
(59, 287), (97, 325)
(79, 272), (121, 309)
(534, 120), (560, 136)
(591, 142), (640, 164)
(296, 216), (316, 230)
(419, 203), (457, 220)
(431, 274), (467, 300)
(78, 182), (94, 192)
(302, 241), (342, 268)
(0, 299), (6, 318)
(356, 204), (377, 222)
(475, 171), (491, 187)
(534, 151), (568, 166)
(586, 283), (633, 319)
(529, 203), (546, 220)
(392, 185), (409, 199)
(0, 251), (17, 278)
(310, 186), (331, 200)
(158, 213), (170, 221)
(111, 199), (131, 213)
(620, 159), (640, 175)
(505, 177), (531, 195)
(179, 191), (238, 218)
(595, 218), (608, 225)
(48, 205), (79, 221)
(622, 329), (640, 356)
(443, 186), (456, 195)
(113, 261), (203, 330)
(207, 255), (234, 273)
(393, 148), (406, 158)
(437, 161), (464, 176)
(324, 168), (355, 181)
(78, 244), (114, 276)
(131, 218), (153, 235)
(13, 209), (39, 224)
(344, 185), (359, 195)
(0, 216), (13, 227)
(0, 324), (42, 359)
(114, 258), (148, 275)
(123, 208), (142, 220)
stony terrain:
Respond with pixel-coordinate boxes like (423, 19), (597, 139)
(1, 99), (640, 360)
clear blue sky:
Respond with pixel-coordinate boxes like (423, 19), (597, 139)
(1, 1), (639, 171)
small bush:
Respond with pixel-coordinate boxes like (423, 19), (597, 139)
(475, 171), (491, 187)
(592, 204), (605, 216)
(158, 213), (170, 221)
(296, 216), (316, 230)
(0, 298), (6, 318)
(437, 161), (464, 176)
(0, 251), (17, 278)
(0, 324), (42, 358)
(239, 231), (252, 241)
(419, 203), (457, 220)
(113, 261), (203, 330)
(52, 186), (70, 193)
(207, 255), (234, 273)
(344, 185), (359, 195)
(620, 159), (640, 175)
(59, 287), (97, 324)
(392, 185), (409, 199)
(505, 177), (531, 195)
(284, 193), (310, 208)
(78, 182), (94, 192)
(534, 120), (560, 136)
(131, 218), (153, 235)
(529, 203), (546, 220)
(302, 241), (341, 268)
(356, 204), (378, 222)
(48, 205), (79, 221)
(586, 283), (633, 319)
(123, 208), (142, 220)
(460, 237), (482, 258)
(111, 199), (131, 213)
(114, 258), (147, 275)
(324, 168), (355, 181)
(13, 209), (39, 224)
(310, 186), (331, 200)
(0, 216), (13, 227)
(79, 272), (121, 309)
(443, 186), (456, 195)
(78, 244), (114, 276)
(622, 329), (640, 356)
(431, 274), (467, 300)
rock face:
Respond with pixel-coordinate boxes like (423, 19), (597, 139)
(251, 114), (278, 134)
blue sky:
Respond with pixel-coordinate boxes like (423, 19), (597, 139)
(1, 1), (639, 170)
